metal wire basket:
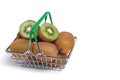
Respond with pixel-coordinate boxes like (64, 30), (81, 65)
(6, 37), (76, 71)
(6, 11), (76, 71)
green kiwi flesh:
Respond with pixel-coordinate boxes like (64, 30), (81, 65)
(19, 20), (38, 39)
(39, 23), (59, 42)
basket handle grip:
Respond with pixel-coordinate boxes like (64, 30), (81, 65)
(29, 11), (53, 42)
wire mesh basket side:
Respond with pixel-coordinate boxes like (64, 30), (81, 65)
(11, 53), (67, 70)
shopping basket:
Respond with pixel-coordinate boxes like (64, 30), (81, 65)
(6, 11), (76, 71)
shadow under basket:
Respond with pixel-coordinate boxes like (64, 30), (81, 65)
(6, 37), (77, 71)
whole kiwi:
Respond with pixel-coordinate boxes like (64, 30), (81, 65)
(16, 32), (22, 39)
(55, 32), (74, 54)
(33, 42), (58, 57)
(57, 53), (68, 58)
(10, 39), (33, 53)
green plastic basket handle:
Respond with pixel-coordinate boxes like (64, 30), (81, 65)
(29, 11), (53, 42)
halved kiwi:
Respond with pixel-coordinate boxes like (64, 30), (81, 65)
(39, 23), (59, 42)
(19, 20), (39, 39)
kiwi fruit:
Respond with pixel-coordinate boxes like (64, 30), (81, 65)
(17, 32), (38, 42)
(55, 54), (67, 64)
(10, 39), (33, 53)
(33, 42), (58, 57)
(57, 53), (68, 58)
(39, 23), (59, 42)
(16, 32), (22, 39)
(19, 20), (39, 39)
(33, 42), (58, 62)
(55, 32), (74, 54)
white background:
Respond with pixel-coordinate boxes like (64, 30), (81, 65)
(0, 0), (120, 80)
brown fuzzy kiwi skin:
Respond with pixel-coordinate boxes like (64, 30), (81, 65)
(54, 53), (67, 64)
(55, 31), (74, 54)
(57, 53), (68, 58)
(32, 42), (58, 62)
(33, 42), (58, 57)
(10, 39), (33, 53)
(17, 32), (22, 39)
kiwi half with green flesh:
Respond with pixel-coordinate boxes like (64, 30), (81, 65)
(39, 23), (59, 42)
(19, 20), (39, 39)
